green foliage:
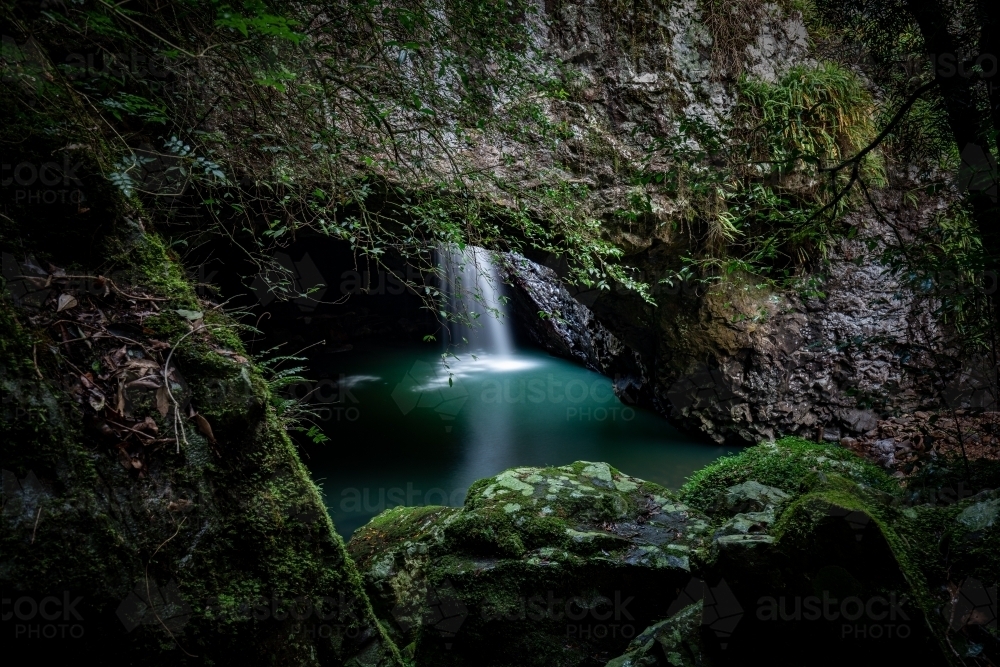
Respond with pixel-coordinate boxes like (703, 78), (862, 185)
(2, 0), (648, 345)
(213, 0), (304, 42)
(879, 202), (994, 348)
(641, 63), (883, 287)
(254, 346), (329, 443)
(737, 63), (883, 188)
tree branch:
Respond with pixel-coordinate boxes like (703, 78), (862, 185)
(820, 79), (939, 174)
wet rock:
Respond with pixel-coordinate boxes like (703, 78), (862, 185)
(956, 497), (999, 532)
(501, 253), (653, 407)
(872, 439), (897, 467)
(720, 481), (790, 515)
(604, 600), (706, 667)
(351, 439), (990, 666)
(348, 461), (714, 667)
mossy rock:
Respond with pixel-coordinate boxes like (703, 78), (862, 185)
(604, 600), (709, 667)
(347, 442), (996, 666)
(348, 461), (715, 667)
(0, 224), (401, 665)
(598, 441), (995, 667)
(679, 437), (899, 518)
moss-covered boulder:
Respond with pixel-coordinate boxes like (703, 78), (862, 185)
(0, 119), (401, 665)
(348, 461), (715, 667)
(596, 438), (998, 667)
(0, 257), (402, 666)
(347, 439), (994, 667)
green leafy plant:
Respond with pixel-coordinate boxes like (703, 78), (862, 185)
(639, 62), (884, 288)
(254, 346), (328, 444)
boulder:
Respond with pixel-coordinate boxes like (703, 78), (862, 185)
(348, 461), (714, 667)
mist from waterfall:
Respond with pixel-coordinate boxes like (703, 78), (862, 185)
(310, 249), (734, 540)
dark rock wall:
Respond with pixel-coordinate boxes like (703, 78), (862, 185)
(497, 1), (967, 444)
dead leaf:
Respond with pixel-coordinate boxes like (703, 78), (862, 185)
(88, 393), (105, 412)
(124, 358), (161, 373)
(192, 413), (216, 444)
(110, 345), (128, 367)
(154, 386), (170, 417)
(126, 376), (163, 390)
(130, 458), (143, 469)
(56, 294), (78, 312)
(117, 448), (132, 469)
(138, 416), (159, 435)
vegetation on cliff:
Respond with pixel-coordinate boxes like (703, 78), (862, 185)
(1, 0), (996, 664)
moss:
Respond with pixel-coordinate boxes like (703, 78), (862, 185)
(2, 287), (403, 665)
(347, 462), (714, 667)
(760, 474), (982, 663)
(680, 436), (898, 515)
(0, 109), (403, 663)
(602, 438), (991, 665)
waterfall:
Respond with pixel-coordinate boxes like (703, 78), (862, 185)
(438, 245), (513, 356)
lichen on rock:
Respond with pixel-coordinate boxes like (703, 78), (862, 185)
(349, 460), (714, 666)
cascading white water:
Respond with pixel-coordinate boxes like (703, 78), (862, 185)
(438, 245), (513, 356)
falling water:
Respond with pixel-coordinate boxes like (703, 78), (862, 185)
(438, 245), (513, 355)
(306, 248), (736, 539)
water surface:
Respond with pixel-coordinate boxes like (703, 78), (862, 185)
(303, 343), (739, 538)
